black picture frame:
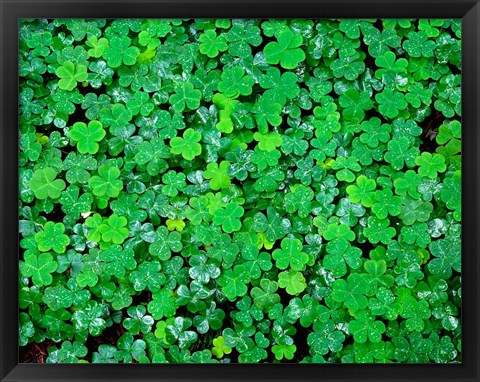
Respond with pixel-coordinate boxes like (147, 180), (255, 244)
(1, 1), (479, 381)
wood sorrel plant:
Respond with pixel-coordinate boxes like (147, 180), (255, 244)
(19, 18), (461, 364)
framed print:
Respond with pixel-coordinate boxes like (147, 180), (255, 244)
(1, 0), (479, 381)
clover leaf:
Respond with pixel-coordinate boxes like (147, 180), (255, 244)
(400, 297), (431, 332)
(339, 89), (374, 123)
(346, 175), (376, 207)
(21, 252), (58, 287)
(99, 103), (132, 130)
(272, 238), (309, 271)
(123, 305), (154, 335)
(149, 227), (182, 261)
(29, 167), (66, 200)
(213, 202), (244, 233)
(56, 61), (88, 91)
(103, 36), (140, 67)
(99, 214), (129, 244)
(371, 188), (402, 219)
(323, 238), (362, 277)
(218, 67), (254, 98)
(35, 222), (70, 253)
(88, 164), (123, 198)
(148, 289), (178, 320)
(115, 333), (147, 362)
(278, 269), (306, 295)
(250, 279), (281, 311)
(349, 311), (386, 343)
(169, 82), (202, 112)
(384, 137), (419, 170)
(218, 265), (250, 301)
(399, 197), (433, 226)
(225, 22), (262, 58)
(332, 274), (369, 312)
(284, 184), (314, 218)
(264, 29), (305, 69)
(101, 244), (136, 277)
(428, 237), (461, 279)
(85, 36), (109, 58)
(307, 319), (345, 356)
(375, 89), (407, 119)
(199, 30), (228, 58)
(259, 68), (300, 106)
(203, 161), (231, 190)
(212, 336), (232, 358)
(364, 217), (396, 244)
(170, 128), (202, 160)
(69, 120), (105, 154)
(415, 152), (447, 179)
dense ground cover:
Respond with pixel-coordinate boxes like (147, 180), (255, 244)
(19, 18), (461, 363)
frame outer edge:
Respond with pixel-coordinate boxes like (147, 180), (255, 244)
(1, 2), (20, 380)
(2, 1), (480, 381)
(462, 1), (480, 381)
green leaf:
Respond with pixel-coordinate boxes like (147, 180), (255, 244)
(428, 237), (461, 279)
(272, 344), (297, 360)
(170, 128), (202, 160)
(115, 332), (147, 362)
(212, 336), (232, 358)
(88, 164), (123, 198)
(264, 29), (305, 69)
(284, 184), (314, 218)
(165, 317), (198, 349)
(364, 259), (394, 289)
(403, 31), (436, 58)
(272, 238), (309, 271)
(323, 238), (362, 277)
(332, 274), (369, 312)
(149, 227), (182, 260)
(225, 22), (262, 58)
(339, 89), (373, 122)
(35, 221), (70, 253)
(253, 132), (282, 152)
(69, 120), (106, 154)
(148, 289), (178, 320)
(250, 279), (280, 311)
(218, 67), (254, 98)
(218, 265), (250, 301)
(98, 214), (129, 244)
(278, 269), (306, 295)
(415, 152), (447, 179)
(348, 311), (386, 343)
(346, 175), (377, 207)
(364, 216), (396, 245)
(371, 188), (402, 219)
(169, 82), (202, 112)
(399, 197), (433, 225)
(29, 167), (66, 200)
(56, 61), (88, 91)
(359, 118), (391, 148)
(375, 89), (407, 119)
(259, 68), (300, 106)
(103, 36), (140, 67)
(86, 36), (109, 58)
(21, 252), (58, 287)
(123, 305), (154, 335)
(203, 161), (231, 190)
(99, 103), (133, 130)
(101, 244), (136, 277)
(199, 30), (228, 58)
(308, 319), (345, 355)
(384, 137), (419, 170)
